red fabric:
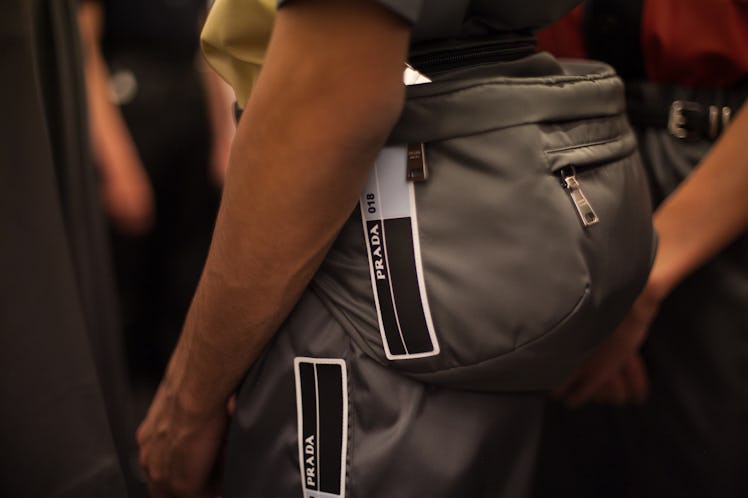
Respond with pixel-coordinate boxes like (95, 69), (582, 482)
(643, 0), (748, 86)
(537, 1), (748, 86)
(535, 5), (586, 59)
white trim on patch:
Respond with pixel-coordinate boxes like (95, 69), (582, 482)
(294, 357), (348, 498)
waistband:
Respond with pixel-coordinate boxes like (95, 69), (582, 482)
(389, 59), (623, 144)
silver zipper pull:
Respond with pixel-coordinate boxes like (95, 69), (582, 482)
(560, 167), (599, 227)
(406, 143), (428, 182)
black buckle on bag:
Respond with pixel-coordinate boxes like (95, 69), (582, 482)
(668, 100), (732, 140)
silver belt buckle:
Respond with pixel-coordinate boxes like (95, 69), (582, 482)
(668, 100), (731, 140)
(667, 100), (703, 140)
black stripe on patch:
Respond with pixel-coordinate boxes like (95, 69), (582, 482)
(366, 219), (407, 355)
(298, 362), (319, 491)
(316, 364), (344, 495)
(382, 217), (435, 354)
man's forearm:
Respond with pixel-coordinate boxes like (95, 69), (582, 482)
(649, 103), (748, 298)
(160, 0), (410, 417)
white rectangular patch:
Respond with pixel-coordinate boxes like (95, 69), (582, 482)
(294, 358), (347, 498)
(359, 145), (439, 360)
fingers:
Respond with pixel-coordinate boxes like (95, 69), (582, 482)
(136, 383), (233, 498)
(555, 296), (659, 408)
(561, 342), (623, 408)
(556, 349), (651, 408)
(586, 355), (650, 406)
(554, 342), (616, 402)
(564, 369), (611, 408)
(137, 409), (229, 498)
(592, 375), (627, 405)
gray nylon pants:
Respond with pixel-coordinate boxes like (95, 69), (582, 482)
(224, 290), (545, 498)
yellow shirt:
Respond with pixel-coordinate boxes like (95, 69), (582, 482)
(201, 0), (276, 108)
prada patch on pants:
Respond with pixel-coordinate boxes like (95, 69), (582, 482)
(294, 358), (348, 498)
(360, 145), (440, 360)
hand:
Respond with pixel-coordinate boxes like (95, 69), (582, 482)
(554, 285), (662, 408)
(590, 352), (650, 405)
(136, 382), (231, 498)
(100, 156), (155, 235)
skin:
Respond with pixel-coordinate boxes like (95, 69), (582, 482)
(557, 102), (748, 407)
(136, 0), (410, 496)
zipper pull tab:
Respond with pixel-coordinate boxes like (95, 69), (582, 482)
(406, 143), (428, 182)
(560, 167), (599, 227)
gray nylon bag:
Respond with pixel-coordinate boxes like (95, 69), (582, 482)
(311, 55), (655, 392)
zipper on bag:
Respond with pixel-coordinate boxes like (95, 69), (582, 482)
(559, 166), (599, 227)
(409, 36), (536, 75)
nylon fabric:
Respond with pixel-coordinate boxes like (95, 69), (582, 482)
(312, 57), (655, 391)
(224, 291), (545, 498)
(215, 1), (655, 495)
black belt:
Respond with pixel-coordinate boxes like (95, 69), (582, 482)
(625, 81), (748, 141)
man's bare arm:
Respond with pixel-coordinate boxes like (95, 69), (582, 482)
(137, 1), (410, 495)
(649, 102), (748, 298)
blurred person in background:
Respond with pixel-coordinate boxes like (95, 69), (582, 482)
(78, 0), (235, 409)
(1, 0), (140, 496)
(534, 2), (748, 497)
